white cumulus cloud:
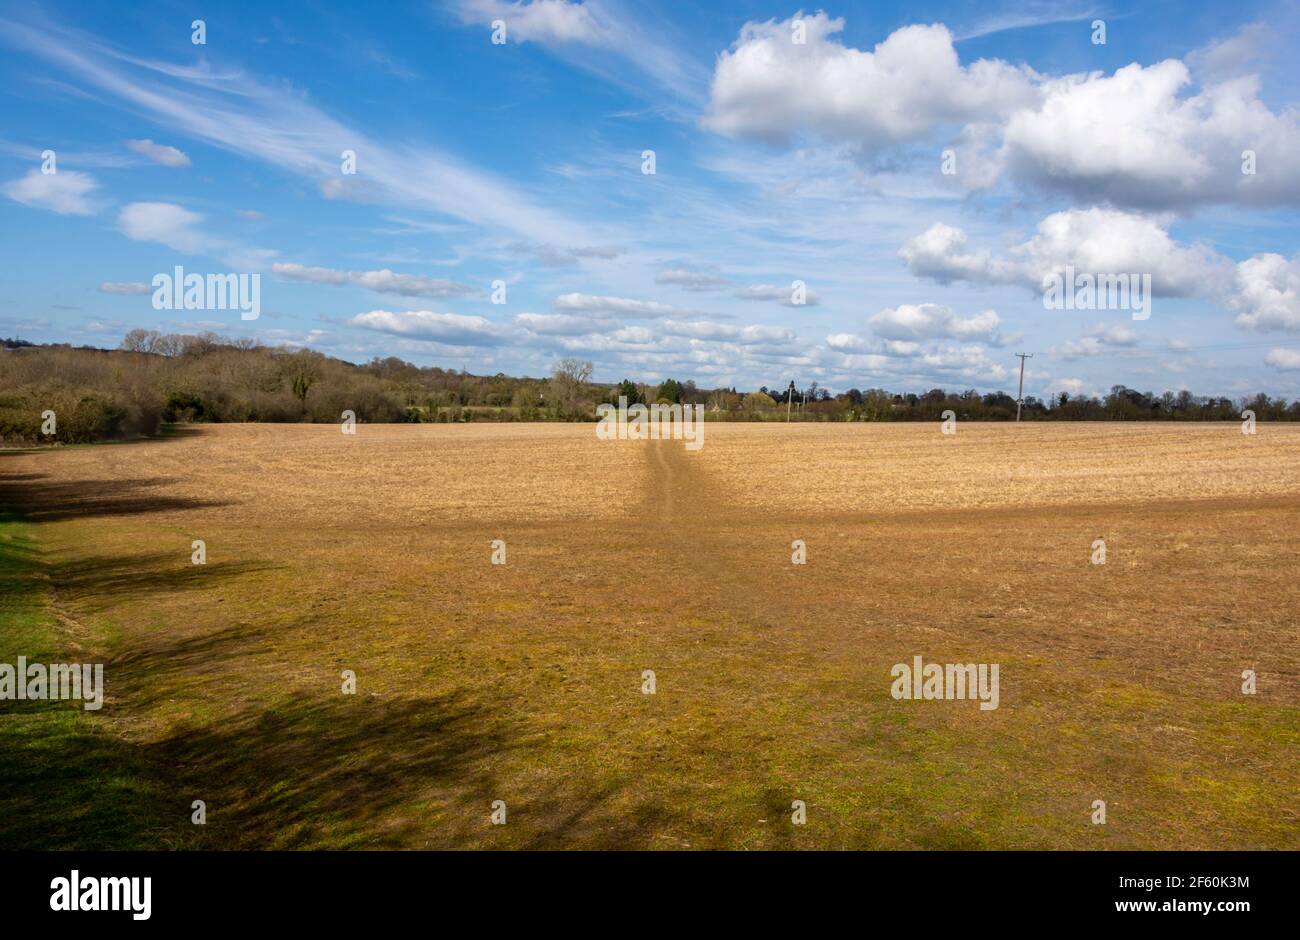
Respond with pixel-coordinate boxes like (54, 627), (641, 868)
(552, 292), (703, 319)
(272, 262), (476, 298)
(1264, 348), (1300, 370)
(117, 202), (208, 253)
(704, 16), (1038, 150)
(350, 309), (507, 345)
(454, 0), (614, 45)
(1230, 253), (1300, 332)
(999, 59), (1300, 210)
(869, 303), (1003, 343)
(901, 208), (1230, 298)
(3, 168), (99, 215)
(126, 138), (191, 167)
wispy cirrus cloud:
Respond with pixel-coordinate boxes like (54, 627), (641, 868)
(952, 4), (1103, 41)
(552, 292), (707, 319)
(733, 283), (821, 307)
(0, 14), (597, 245)
(98, 281), (152, 295)
(509, 242), (623, 267)
(448, 0), (709, 105)
(655, 268), (732, 291)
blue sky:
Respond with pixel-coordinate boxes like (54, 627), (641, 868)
(2, 0), (1299, 399)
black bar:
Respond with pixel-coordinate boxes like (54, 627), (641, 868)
(0, 851), (1285, 925)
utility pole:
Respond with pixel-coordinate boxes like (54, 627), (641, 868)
(1015, 353), (1033, 421)
(787, 381), (796, 422)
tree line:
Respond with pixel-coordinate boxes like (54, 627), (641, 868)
(0, 331), (1295, 445)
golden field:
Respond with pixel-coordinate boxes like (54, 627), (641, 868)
(2, 422), (1298, 849)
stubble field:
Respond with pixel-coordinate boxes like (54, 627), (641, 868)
(2, 422), (1297, 849)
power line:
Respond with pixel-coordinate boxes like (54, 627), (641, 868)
(1015, 353), (1032, 421)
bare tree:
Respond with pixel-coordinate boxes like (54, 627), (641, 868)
(550, 358), (593, 411)
(152, 334), (184, 357)
(120, 328), (161, 353)
(551, 357), (593, 385)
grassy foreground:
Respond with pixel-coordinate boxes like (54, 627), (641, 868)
(1, 423), (1297, 849)
(0, 511), (200, 849)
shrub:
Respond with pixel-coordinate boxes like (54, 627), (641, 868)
(0, 386), (160, 445)
(164, 390), (206, 422)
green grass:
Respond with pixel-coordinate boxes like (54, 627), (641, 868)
(0, 510), (196, 850)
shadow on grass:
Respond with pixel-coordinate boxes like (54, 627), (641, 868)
(0, 425), (229, 522)
(0, 475), (233, 522)
(0, 690), (527, 850)
(0, 461), (692, 850)
(157, 691), (519, 849)
(0, 468), (549, 850)
(1, 534), (520, 849)
(41, 551), (270, 615)
(99, 617), (669, 848)
(107, 619), (284, 711)
(0, 513), (629, 850)
(0, 425), (210, 456)
(512, 786), (681, 850)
